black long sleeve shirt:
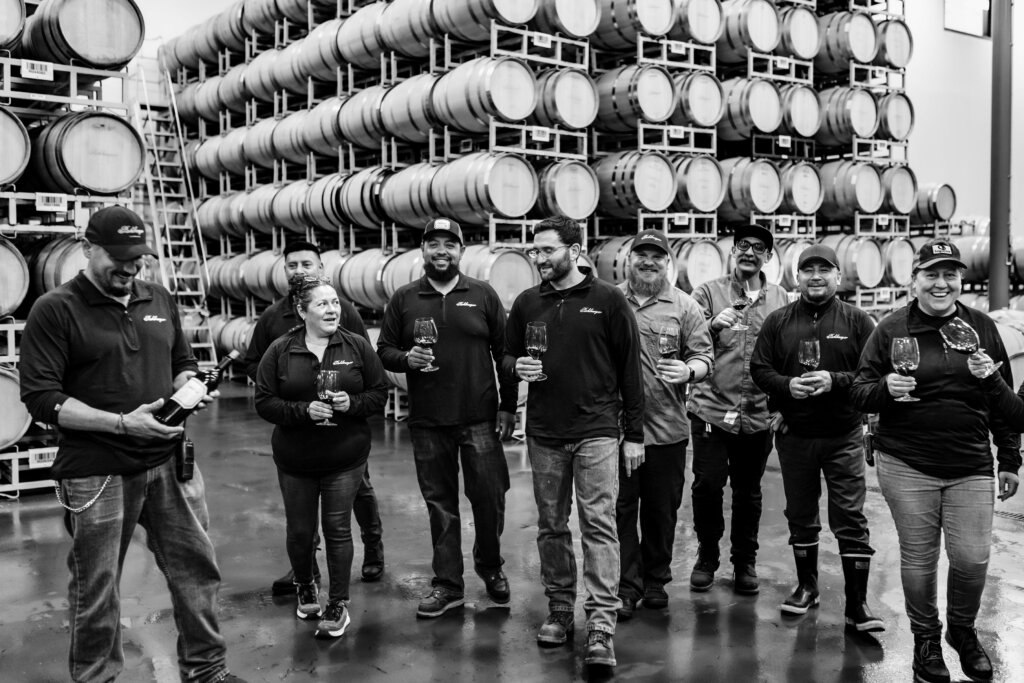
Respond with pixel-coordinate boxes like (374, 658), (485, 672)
(501, 268), (645, 443)
(751, 296), (875, 437)
(377, 274), (518, 428)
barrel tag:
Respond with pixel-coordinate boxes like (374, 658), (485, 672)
(778, 216), (792, 226)
(531, 127), (551, 142)
(28, 446), (57, 469)
(669, 41), (687, 54)
(21, 60), (53, 81)
(778, 135), (791, 148)
(532, 32), (552, 48)
(774, 57), (789, 70)
(459, 139), (474, 153)
(878, 216), (890, 225)
(673, 214), (690, 225)
(669, 126), (687, 138)
(35, 193), (67, 212)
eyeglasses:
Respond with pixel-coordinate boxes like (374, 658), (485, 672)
(526, 245), (571, 260)
(733, 240), (768, 255)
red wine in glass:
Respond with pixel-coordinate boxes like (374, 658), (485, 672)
(729, 297), (750, 331)
(525, 321), (548, 382)
(413, 317), (439, 372)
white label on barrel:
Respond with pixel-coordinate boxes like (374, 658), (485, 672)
(533, 32), (552, 48)
(779, 215), (792, 226)
(673, 214), (690, 225)
(21, 60), (53, 81)
(669, 126), (687, 138)
(459, 139), (474, 153)
(774, 57), (789, 70)
(875, 141), (887, 153)
(28, 447), (57, 469)
(669, 41), (688, 54)
(878, 216), (890, 226)
(531, 127), (551, 142)
(778, 135), (792, 148)
(35, 193), (67, 212)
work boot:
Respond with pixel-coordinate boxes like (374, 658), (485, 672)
(781, 544), (820, 615)
(733, 563), (759, 595)
(945, 626), (993, 681)
(536, 610), (575, 646)
(416, 587), (465, 618)
(913, 635), (951, 683)
(361, 538), (385, 582)
(689, 545), (719, 592)
(616, 594), (638, 621)
(584, 631), (616, 667)
(841, 556), (885, 632)
(643, 584), (669, 609)
(475, 567), (511, 604)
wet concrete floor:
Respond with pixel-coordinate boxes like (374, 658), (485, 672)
(2, 384), (1024, 682)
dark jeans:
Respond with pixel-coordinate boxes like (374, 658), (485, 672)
(354, 466), (383, 554)
(278, 462), (366, 603)
(60, 457), (227, 683)
(775, 428), (874, 556)
(616, 441), (688, 600)
(409, 421), (510, 593)
(689, 416), (772, 566)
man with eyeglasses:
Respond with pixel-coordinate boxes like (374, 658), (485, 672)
(686, 223), (790, 596)
(750, 244), (883, 631)
(503, 216), (644, 669)
(243, 241), (386, 593)
(612, 230), (714, 620)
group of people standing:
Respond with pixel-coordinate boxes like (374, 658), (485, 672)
(15, 204), (1021, 682)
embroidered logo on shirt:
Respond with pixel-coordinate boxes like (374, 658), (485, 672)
(143, 315), (167, 323)
(332, 360), (354, 366)
(456, 301), (477, 307)
(826, 333), (848, 340)
(580, 307), (602, 315)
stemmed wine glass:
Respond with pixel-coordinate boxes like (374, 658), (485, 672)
(940, 317), (980, 355)
(891, 336), (920, 402)
(525, 321), (548, 382)
(315, 370), (341, 426)
(657, 323), (680, 380)
(798, 339), (820, 372)
(729, 297), (751, 331)
(413, 317), (439, 372)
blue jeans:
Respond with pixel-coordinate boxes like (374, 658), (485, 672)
(775, 428), (874, 556)
(409, 421), (510, 593)
(876, 451), (994, 637)
(528, 436), (620, 634)
(278, 463), (366, 603)
(60, 457), (226, 683)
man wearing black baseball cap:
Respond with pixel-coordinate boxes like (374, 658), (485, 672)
(752, 243), (883, 631)
(19, 206), (247, 682)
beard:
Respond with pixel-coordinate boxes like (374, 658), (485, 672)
(539, 251), (574, 283)
(424, 260), (460, 282)
(627, 268), (666, 298)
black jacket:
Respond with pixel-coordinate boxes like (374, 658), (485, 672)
(751, 296), (874, 437)
(850, 300), (1020, 478)
(501, 268), (645, 443)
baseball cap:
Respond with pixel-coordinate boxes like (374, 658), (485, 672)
(84, 206), (157, 260)
(734, 223), (774, 252)
(423, 217), (463, 244)
(283, 240), (321, 257)
(913, 238), (967, 271)
(631, 229), (671, 256)
(797, 244), (840, 270)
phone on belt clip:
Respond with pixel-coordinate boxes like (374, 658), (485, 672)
(176, 436), (195, 482)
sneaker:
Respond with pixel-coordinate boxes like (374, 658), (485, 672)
(315, 601), (350, 639)
(536, 611), (575, 646)
(945, 626), (992, 681)
(913, 635), (950, 683)
(416, 587), (465, 618)
(296, 582), (322, 620)
(616, 595), (638, 621)
(643, 584), (669, 609)
(733, 563), (759, 595)
(690, 553), (718, 592)
(475, 568), (511, 604)
(584, 631), (617, 667)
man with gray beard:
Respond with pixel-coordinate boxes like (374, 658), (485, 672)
(613, 230), (713, 619)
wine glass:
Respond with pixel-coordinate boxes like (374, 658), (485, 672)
(729, 297), (751, 331)
(939, 317), (980, 356)
(798, 339), (820, 372)
(525, 321), (548, 382)
(413, 317), (439, 372)
(891, 336), (920, 402)
(657, 323), (680, 380)
(315, 370), (340, 426)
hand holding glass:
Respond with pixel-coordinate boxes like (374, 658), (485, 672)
(413, 317), (439, 372)
(729, 297), (751, 331)
(657, 324), (680, 380)
(891, 337), (920, 402)
(525, 322), (548, 382)
(315, 370), (340, 426)
(798, 339), (820, 372)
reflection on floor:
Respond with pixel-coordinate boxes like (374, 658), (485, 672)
(2, 385), (1024, 682)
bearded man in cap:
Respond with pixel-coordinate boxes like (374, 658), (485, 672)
(750, 244), (883, 632)
(686, 223), (789, 596)
(377, 218), (518, 618)
(19, 206), (246, 682)
(613, 230), (713, 619)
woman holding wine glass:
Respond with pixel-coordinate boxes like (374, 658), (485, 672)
(850, 239), (1020, 683)
(255, 276), (388, 640)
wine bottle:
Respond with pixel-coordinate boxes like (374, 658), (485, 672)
(155, 350), (240, 426)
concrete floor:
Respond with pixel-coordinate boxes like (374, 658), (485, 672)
(2, 384), (1024, 682)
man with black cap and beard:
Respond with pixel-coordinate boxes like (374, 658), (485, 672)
(613, 229), (713, 619)
(686, 223), (789, 596)
(750, 244), (883, 632)
(377, 218), (518, 618)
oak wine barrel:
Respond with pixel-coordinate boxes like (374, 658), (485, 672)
(381, 249), (424, 299)
(821, 234), (884, 291)
(815, 11), (878, 74)
(379, 75), (438, 144)
(21, 0), (145, 69)
(338, 85), (388, 150)
(29, 235), (86, 295)
(777, 83), (821, 138)
(0, 235), (29, 317)
(0, 365), (32, 451)
(592, 151), (677, 218)
(242, 249), (281, 302)
(0, 105), (30, 187)
(670, 71), (725, 128)
(431, 152), (538, 225)
(380, 0), (436, 58)
(673, 238), (726, 292)
(718, 77), (782, 141)
(874, 18), (913, 68)
(592, 0), (675, 51)
(338, 248), (394, 310)
(0, 0), (25, 51)
(775, 5), (819, 60)
(241, 184), (280, 234)
(717, 156), (783, 221)
(298, 18), (344, 81)
(379, 162), (441, 228)
(818, 160), (883, 220)
(881, 236), (915, 287)
(530, 0), (600, 39)
(306, 173), (347, 230)
(271, 180), (310, 233)
(432, 0), (539, 43)
(816, 86), (878, 146)
(218, 63), (249, 113)
(595, 64), (676, 132)
(530, 68), (600, 130)
(716, 0), (781, 65)
(777, 239), (811, 290)
(304, 96), (347, 155)
(880, 165), (918, 215)
(777, 160), (823, 215)
(338, 166), (391, 229)
(669, 0), (725, 45)
(589, 235), (634, 285)
(271, 109), (313, 163)
(431, 57), (537, 135)
(953, 236), (990, 283)
(910, 183), (957, 224)
(670, 154), (726, 213)
(536, 159), (601, 221)
(461, 244), (539, 311)
(336, 1), (388, 71)
(876, 91), (915, 141)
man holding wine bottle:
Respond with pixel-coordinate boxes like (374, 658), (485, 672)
(19, 206), (246, 682)
(376, 218), (519, 619)
(242, 241), (386, 594)
(503, 216), (645, 669)
(612, 230), (713, 619)
(686, 223), (790, 596)
(750, 244), (883, 631)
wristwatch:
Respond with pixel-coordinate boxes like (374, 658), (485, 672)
(683, 365), (693, 383)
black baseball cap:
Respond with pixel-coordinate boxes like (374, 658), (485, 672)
(84, 206), (157, 260)
(797, 244), (840, 270)
(631, 229), (671, 256)
(283, 240), (321, 257)
(913, 239), (967, 271)
(734, 224), (774, 252)
(423, 217), (464, 244)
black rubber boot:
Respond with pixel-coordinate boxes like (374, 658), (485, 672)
(781, 544), (819, 615)
(841, 556), (885, 633)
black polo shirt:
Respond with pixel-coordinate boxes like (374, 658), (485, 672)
(19, 273), (198, 479)
(244, 296), (368, 382)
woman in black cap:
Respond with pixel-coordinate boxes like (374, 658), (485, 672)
(850, 238), (1020, 683)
